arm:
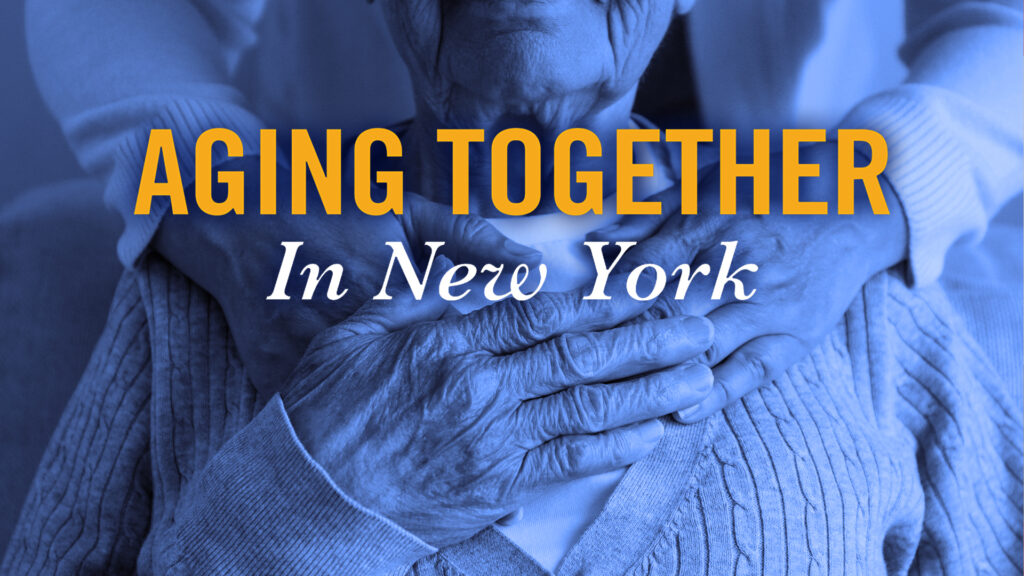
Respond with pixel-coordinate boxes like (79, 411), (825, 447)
(25, 0), (267, 266)
(594, 0), (1022, 422)
(839, 0), (1024, 285)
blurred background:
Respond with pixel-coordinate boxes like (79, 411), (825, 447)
(0, 0), (120, 553)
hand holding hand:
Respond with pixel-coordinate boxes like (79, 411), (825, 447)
(590, 142), (908, 422)
(283, 275), (714, 547)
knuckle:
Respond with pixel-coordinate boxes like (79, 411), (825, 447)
(514, 298), (563, 341)
(555, 441), (588, 476)
(689, 218), (716, 244)
(743, 353), (771, 384)
(635, 325), (670, 365)
(463, 214), (492, 240)
(610, 430), (636, 463)
(648, 299), (682, 320)
(567, 385), (608, 432)
(645, 372), (675, 406)
(555, 333), (601, 380)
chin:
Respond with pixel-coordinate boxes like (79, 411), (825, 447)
(441, 31), (613, 111)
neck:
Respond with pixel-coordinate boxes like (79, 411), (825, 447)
(404, 88), (638, 217)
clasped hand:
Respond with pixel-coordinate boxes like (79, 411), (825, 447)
(590, 142), (907, 422)
(283, 272), (714, 547)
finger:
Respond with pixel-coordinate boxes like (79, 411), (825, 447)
(332, 255), (455, 336)
(519, 419), (664, 490)
(586, 187), (680, 244)
(674, 334), (807, 423)
(646, 243), (747, 320)
(500, 315), (713, 398)
(517, 363), (712, 444)
(465, 280), (654, 354)
(699, 302), (764, 366)
(404, 193), (542, 267)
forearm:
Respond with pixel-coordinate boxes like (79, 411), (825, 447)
(840, 0), (1023, 285)
(26, 0), (268, 267)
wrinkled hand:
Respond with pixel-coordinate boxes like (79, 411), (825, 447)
(155, 158), (539, 397)
(590, 143), (908, 423)
(283, 273), (714, 547)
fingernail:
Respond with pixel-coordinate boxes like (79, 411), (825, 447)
(683, 317), (714, 344)
(673, 405), (702, 424)
(639, 419), (665, 443)
(502, 239), (541, 262)
(683, 364), (714, 394)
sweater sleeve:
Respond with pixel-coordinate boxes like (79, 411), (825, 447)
(0, 275), (154, 574)
(25, 0), (268, 267)
(838, 0), (1024, 286)
(170, 394), (436, 576)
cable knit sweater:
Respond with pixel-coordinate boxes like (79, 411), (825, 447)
(2, 256), (1020, 575)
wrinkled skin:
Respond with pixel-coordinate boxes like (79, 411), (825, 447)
(284, 275), (714, 547)
(590, 142), (909, 422)
(379, 0), (693, 127)
(376, 0), (698, 216)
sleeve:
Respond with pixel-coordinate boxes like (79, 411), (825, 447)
(169, 395), (437, 576)
(0, 275), (155, 574)
(838, 0), (1024, 286)
(2, 267), (435, 574)
(25, 0), (268, 267)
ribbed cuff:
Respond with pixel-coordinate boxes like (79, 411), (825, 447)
(839, 89), (987, 286)
(104, 98), (265, 267)
(176, 395), (435, 575)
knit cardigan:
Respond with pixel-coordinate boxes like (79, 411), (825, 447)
(2, 255), (1021, 575)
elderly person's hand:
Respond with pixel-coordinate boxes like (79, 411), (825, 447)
(283, 271), (714, 547)
(590, 142), (908, 422)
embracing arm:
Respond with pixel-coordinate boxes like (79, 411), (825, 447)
(839, 0), (1024, 285)
(25, 0), (267, 266)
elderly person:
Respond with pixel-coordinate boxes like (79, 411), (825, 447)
(6, 2), (1022, 576)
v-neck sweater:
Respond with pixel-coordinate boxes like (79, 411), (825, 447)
(3, 249), (1021, 576)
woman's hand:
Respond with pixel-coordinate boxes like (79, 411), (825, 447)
(283, 274), (714, 547)
(590, 142), (908, 422)
(155, 158), (539, 397)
